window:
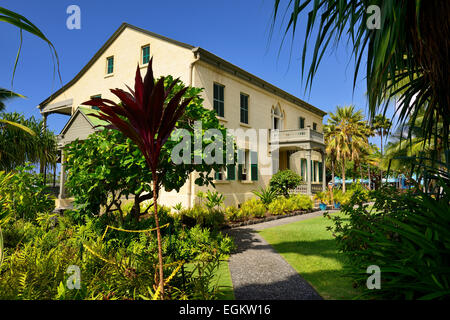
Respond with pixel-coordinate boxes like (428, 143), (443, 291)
(213, 83), (224, 117)
(237, 149), (258, 181)
(90, 94), (102, 110)
(313, 122), (317, 131)
(299, 117), (305, 129)
(142, 45), (150, 65)
(271, 106), (283, 130)
(106, 56), (114, 74)
(214, 168), (226, 181)
(240, 93), (249, 124)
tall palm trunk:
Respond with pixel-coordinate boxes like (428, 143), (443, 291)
(152, 175), (164, 299)
(380, 134), (383, 186)
(342, 159), (346, 193)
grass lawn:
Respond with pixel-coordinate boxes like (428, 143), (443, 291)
(258, 212), (361, 300)
(185, 259), (234, 300)
(214, 260), (235, 300)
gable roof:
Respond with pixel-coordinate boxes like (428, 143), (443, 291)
(40, 23), (326, 117)
(60, 106), (108, 136)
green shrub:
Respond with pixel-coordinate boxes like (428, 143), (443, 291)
(269, 170), (302, 197)
(180, 204), (225, 230)
(252, 186), (277, 207)
(0, 164), (54, 221)
(288, 194), (313, 211)
(0, 210), (234, 300)
(325, 181), (450, 300)
(268, 197), (290, 215)
(224, 206), (240, 222)
(239, 198), (266, 218)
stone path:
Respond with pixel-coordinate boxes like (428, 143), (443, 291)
(226, 210), (338, 300)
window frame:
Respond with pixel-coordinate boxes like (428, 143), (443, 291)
(240, 93), (249, 124)
(106, 56), (114, 74)
(141, 44), (150, 65)
(213, 82), (225, 117)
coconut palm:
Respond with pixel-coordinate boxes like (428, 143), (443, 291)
(324, 106), (369, 192)
(271, 0), (449, 157)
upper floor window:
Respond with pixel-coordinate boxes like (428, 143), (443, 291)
(271, 105), (283, 130)
(299, 117), (305, 129)
(240, 93), (249, 124)
(213, 83), (224, 117)
(106, 56), (114, 74)
(313, 122), (317, 131)
(89, 94), (101, 110)
(142, 45), (150, 65)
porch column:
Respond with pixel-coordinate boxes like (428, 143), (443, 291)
(322, 149), (326, 192)
(306, 149), (312, 195)
(58, 149), (66, 200)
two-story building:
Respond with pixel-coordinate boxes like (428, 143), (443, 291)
(38, 23), (327, 209)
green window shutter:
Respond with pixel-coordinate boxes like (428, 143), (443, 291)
(237, 164), (243, 180)
(319, 162), (323, 182)
(250, 151), (258, 181)
(214, 171), (221, 180)
(107, 57), (114, 74)
(227, 164), (236, 180)
(311, 160), (313, 182)
(142, 45), (150, 64)
(300, 159), (304, 179)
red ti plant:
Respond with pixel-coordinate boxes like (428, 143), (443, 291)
(82, 59), (192, 299)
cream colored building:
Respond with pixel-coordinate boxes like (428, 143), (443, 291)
(38, 23), (327, 209)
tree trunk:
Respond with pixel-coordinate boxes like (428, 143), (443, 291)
(153, 175), (164, 299)
(368, 168), (371, 190)
(342, 159), (346, 193)
(331, 160), (335, 187)
(380, 134), (383, 186)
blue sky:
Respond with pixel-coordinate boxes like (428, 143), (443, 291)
(0, 0), (390, 145)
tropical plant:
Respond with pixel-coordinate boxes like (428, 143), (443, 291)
(269, 169), (302, 197)
(83, 60), (193, 299)
(252, 186), (278, 207)
(239, 198), (266, 218)
(0, 164), (54, 221)
(326, 181), (450, 300)
(314, 191), (329, 205)
(204, 190), (225, 211)
(287, 194), (313, 211)
(324, 106), (370, 192)
(268, 197), (290, 215)
(0, 112), (56, 172)
(271, 0), (449, 156)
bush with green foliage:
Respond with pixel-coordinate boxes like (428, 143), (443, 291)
(239, 198), (266, 218)
(288, 194), (313, 211)
(269, 170), (302, 197)
(0, 164), (54, 221)
(268, 197), (290, 215)
(325, 181), (450, 300)
(0, 209), (233, 300)
(179, 204), (225, 230)
(224, 206), (240, 222)
(252, 186), (278, 207)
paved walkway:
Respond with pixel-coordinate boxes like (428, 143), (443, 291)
(226, 210), (338, 300)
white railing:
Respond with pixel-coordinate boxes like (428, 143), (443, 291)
(270, 128), (324, 144)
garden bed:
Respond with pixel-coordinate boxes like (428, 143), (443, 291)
(223, 207), (332, 229)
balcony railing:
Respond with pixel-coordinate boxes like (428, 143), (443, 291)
(270, 128), (324, 145)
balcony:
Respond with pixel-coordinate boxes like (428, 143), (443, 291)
(270, 128), (324, 146)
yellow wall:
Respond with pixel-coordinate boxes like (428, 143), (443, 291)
(45, 27), (194, 114)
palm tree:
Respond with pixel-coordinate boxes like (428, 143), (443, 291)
(325, 106), (369, 193)
(372, 114), (391, 183)
(271, 0), (449, 158)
